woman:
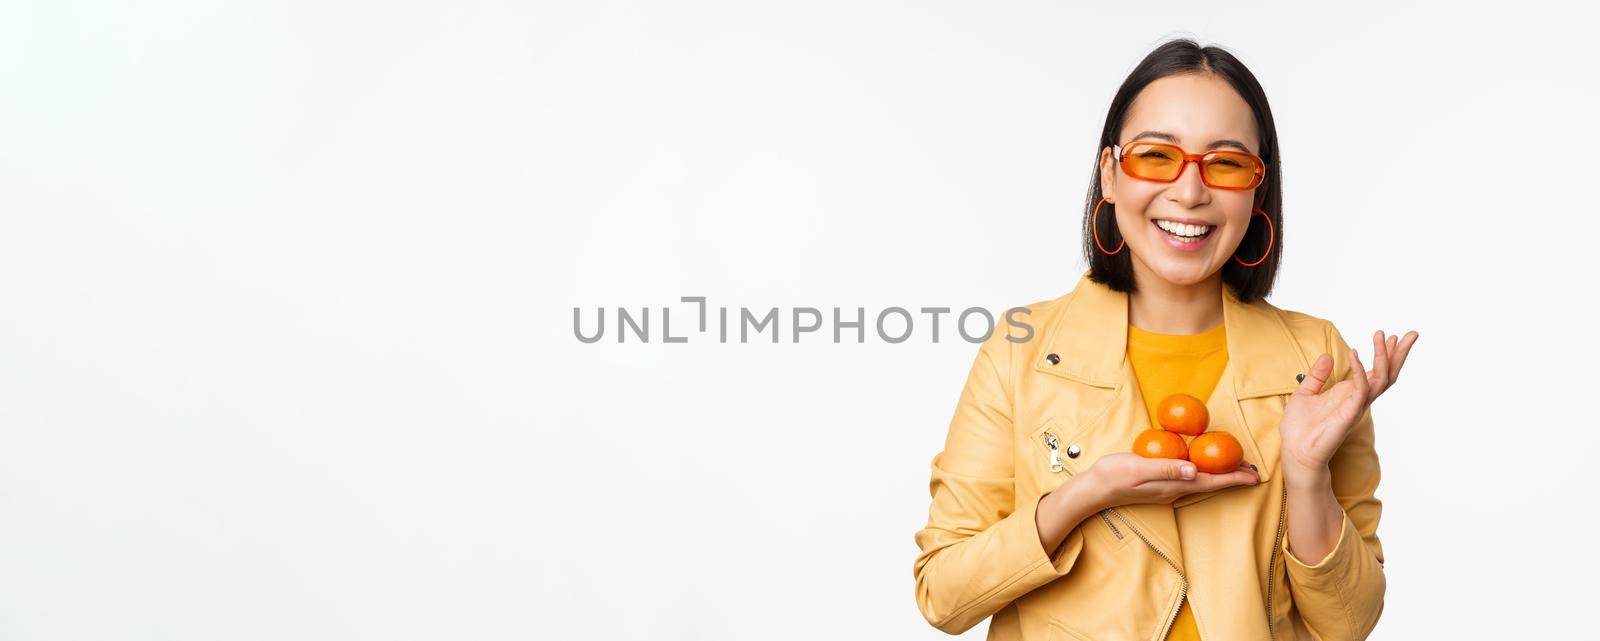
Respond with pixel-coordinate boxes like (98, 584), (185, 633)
(912, 40), (1419, 641)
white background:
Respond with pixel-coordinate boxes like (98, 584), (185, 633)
(3, 1), (1597, 639)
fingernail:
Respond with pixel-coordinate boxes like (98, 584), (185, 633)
(1180, 464), (1196, 479)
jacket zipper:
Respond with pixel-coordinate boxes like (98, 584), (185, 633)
(1041, 433), (1120, 541)
(1265, 481), (1288, 641)
(1111, 510), (1186, 641)
(1098, 512), (1123, 539)
(1043, 432), (1065, 472)
(1041, 431), (1182, 637)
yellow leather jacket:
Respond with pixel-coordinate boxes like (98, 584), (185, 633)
(913, 270), (1385, 641)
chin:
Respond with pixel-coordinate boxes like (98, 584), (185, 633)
(1145, 260), (1218, 286)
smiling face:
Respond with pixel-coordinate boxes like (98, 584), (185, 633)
(1098, 72), (1264, 287)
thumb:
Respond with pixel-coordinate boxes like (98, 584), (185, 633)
(1296, 353), (1336, 395)
(1141, 458), (1197, 482)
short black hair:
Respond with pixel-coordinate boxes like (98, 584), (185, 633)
(1082, 38), (1282, 303)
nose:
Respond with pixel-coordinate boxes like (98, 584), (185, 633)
(1168, 159), (1211, 208)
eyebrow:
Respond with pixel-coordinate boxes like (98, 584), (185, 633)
(1128, 130), (1254, 153)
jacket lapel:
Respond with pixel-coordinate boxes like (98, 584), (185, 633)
(1207, 279), (1311, 484)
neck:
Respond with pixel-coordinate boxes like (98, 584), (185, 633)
(1127, 262), (1225, 335)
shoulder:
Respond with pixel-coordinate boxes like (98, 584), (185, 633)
(1268, 302), (1357, 375)
(968, 289), (1076, 382)
(959, 290), (1072, 367)
(1001, 292), (1073, 341)
(989, 289), (1075, 348)
(1277, 305), (1333, 341)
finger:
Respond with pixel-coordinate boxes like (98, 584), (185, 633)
(1177, 469), (1260, 495)
(1390, 330), (1419, 383)
(1189, 470), (1262, 492)
(1130, 457), (1198, 483)
(1349, 348), (1374, 404)
(1339, 381), (1369, 425)
(1138, 468), (1260, 495)
(1385, 334), (1400, 384)
(1132, 479), (1194, 497)
(1371, 330), (1391, 392)
(1296, 353), (1335, 395)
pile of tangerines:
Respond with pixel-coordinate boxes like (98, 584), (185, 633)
(1132, 393), (1244, 474)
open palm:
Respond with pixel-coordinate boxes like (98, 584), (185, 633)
(1280, 330), (1419, 474)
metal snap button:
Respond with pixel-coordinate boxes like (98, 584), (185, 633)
(1046, 353), (1060, 365)
(1296, 373), (1305, 383)
(1066, 444), (1081, 458)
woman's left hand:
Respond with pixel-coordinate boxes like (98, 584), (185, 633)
(1280, 329), (1419, 478)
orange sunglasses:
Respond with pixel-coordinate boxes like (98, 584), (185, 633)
(1113, 140), (1266, 190)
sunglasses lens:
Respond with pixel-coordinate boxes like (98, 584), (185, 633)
(1202, 151), (1263, 189)
(1121, 143), (1184, 181)
(1121, 142), (1265, 189)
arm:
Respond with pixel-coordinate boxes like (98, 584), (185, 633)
(1037, 474), (1114, 562)
(1280, 324), (1409, 641)
(911, 330), (1087, 634)
(1283, 405), (1385, 641)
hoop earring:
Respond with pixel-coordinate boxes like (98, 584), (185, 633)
(1092, 197), (1124, 255)
(1233, 209), (1275, 267)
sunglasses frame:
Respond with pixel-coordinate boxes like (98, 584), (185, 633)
(1113, 141), (1267, 191)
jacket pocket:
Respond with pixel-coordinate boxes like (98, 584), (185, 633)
(1090, 508), (1129, 550)
(1045, 618), (1095, 641)
(1027, 388), (1127, 480)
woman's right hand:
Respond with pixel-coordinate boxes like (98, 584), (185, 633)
(1034, 452), (1259, 557)
(1079, 452), (1260, 510)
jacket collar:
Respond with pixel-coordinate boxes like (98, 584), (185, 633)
(1034, 269), (1306, 399)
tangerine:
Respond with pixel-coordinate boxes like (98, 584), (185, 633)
(1132, 428), (1189, 460)
(1188, 431), (1243, 474)
(1156, 393), (1209, 436)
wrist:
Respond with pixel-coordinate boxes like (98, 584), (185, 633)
(1069, 468), (1112, 513)
(1280, 447), (1331, 485)
(1281, 457), (1333, 492)
(1047, 473), (1109, 519)
(1283, 477), (1345, 565)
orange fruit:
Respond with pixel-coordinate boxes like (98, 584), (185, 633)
(1132, 428), (1189, 460)
(1188, 432), (1243, 474)
(1156, 393), (1209, 436)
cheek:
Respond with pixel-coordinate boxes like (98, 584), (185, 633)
(1221, 196), (1257, 227)
(1110, 185), (1163, 220)
(1213, 201), (1258, 246)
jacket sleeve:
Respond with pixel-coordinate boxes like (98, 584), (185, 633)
(1282, 322), (1387, 640)
(912, 326), (1085, 635)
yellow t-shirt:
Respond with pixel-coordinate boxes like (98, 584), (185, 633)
(1126, 320), (1228, 641)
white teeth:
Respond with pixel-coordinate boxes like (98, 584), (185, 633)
(1155, 219), (1213, 238)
